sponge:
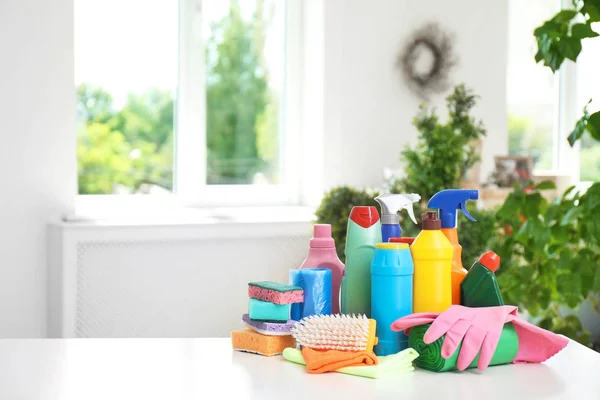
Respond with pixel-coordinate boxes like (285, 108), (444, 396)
(242, 313), (295, 336)
(231, 329), (296, 356)
(248, 281), (304, 305)
(248, 298), (290, 322)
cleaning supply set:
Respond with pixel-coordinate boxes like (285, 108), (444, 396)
(232, 187), (570, 379)
(231, 281), (303, 356)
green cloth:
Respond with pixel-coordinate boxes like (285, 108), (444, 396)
(249, 281), (302, 292)
(408, 323), (519, 372)
(282, 347), (419, 379)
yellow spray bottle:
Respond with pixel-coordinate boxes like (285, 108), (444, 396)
(411, 211), (453, 313)
(427, 189), (478, 305)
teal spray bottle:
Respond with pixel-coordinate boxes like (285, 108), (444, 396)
(341, 206), (382, 317)
(374, 193), (421, 243)
(427, 189), (478, 305)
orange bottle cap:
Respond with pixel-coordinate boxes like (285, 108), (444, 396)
(479, 251), (500, 272)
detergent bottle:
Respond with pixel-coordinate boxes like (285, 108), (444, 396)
(411, 211), (453, 313)
(341, 206), (381, 317)
(371, 242), (414, 356)
(374, 193), (421, 243)
(428, 189), (478, 305)
(461, 251), (505, 308)
(298, 224), (345, 314)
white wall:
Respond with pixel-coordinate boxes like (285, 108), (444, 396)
(0, 0), (75, 337)
(321, 0), (509, 190)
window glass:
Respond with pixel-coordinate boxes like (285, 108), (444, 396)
(75, 0), (177, 194)
(507, 0), (560, 171)
(203, 0), (285, 185)
(577, 22), (600, 182)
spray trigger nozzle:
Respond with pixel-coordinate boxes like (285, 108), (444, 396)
(460, 201), (476, 222)
(405, 204), (418, 225)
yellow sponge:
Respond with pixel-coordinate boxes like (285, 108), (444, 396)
(231, 329), (296, 356)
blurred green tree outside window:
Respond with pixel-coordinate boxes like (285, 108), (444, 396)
(76, 0), (283, 194)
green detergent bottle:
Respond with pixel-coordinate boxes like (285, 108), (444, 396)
(341, 206), (382, 317)
(460, 251), (504, 308)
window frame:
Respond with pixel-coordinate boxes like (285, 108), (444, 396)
(76, 0), (307, 213)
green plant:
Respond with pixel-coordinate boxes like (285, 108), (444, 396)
(533, 0), (600, 145)
(315, 186), (381, 261)
(492, 181), (600, 345)
(393, 84), (486, 201)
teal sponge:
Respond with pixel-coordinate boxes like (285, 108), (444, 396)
(248, 298), (290, 322)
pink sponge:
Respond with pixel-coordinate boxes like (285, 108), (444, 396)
(248, 281), (304, 305)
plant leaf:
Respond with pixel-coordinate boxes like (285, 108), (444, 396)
(536, 181), (557, 190)
(571, 22), (600, 38)
(587, 111), (600, 140)
(594, 266), (600, 292)
(558, 37), (583, 61)
(568, 100), (592, 146)
(553, 9), (579, 22)
(583, 2), (600, 21)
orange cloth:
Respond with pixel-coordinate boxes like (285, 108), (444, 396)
(301, 347), (378, 374)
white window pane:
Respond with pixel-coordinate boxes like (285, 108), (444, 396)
(577, 22), (600, 182)
(203, 0), (285, 185)
(507, 0), (560, 171)
(75, 0), (177, 194)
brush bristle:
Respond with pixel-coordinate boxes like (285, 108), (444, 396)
(291, 314), (371, 351)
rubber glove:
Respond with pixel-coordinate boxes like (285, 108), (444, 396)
(391, 305), (518, 371)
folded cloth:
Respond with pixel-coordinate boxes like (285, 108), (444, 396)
(391, 305), (568, 370)
(283, 347), (418, 379)
(301, 347), (378, 374)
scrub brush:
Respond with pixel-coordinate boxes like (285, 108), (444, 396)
(291, 314), (378, 352)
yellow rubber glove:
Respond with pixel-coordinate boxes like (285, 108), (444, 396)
(282, 347), (418, 379)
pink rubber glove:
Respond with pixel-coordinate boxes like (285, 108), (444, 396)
(392, 305), (518, 371)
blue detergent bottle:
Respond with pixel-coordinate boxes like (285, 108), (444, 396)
(371, 242), (414, 356)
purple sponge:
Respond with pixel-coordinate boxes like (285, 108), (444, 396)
(242, 314), (296, 336)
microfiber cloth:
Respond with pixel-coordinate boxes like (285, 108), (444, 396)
(242, 314), (295, 336)
(282, 347), (418, 379)
(391, 306), (568, 366)
(301, 347), (378, 374)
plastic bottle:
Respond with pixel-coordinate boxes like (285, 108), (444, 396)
(428, 189), (479, 305)
(374, 193), (420, 243)
(460, 251), (505, 308)
(411, 211), (453, 313)
(371, 242), (414, 356)
(341, 206), (382, 317)
(298, 224), (345, 314)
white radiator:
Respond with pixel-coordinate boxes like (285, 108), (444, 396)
(47, 218), (312, 338)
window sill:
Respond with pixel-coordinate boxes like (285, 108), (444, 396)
(64, 202), (316, 228)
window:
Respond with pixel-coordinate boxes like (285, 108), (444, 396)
(507, 0), (560, 172)
(75, 0), (298, 203)
(507, 0), (599, 182)
(576, 22), (600, 182)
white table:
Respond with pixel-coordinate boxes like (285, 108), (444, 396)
(1, 338), (599, 399)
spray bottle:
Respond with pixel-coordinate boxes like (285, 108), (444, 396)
(374, 193), (421, 243)
(341, 206), (382, 317)
(411, 211), (453, 312)
(427, 189), (479, 305)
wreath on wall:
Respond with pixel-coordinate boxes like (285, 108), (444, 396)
(397, 23), (457, 100)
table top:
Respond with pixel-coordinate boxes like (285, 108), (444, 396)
(1, 338), (599, 399)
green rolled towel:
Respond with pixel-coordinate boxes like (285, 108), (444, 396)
(408, 323), (519, 372)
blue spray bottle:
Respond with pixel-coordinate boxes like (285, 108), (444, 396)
(375, 194), (421, 243)
(427, 189), (479, 305)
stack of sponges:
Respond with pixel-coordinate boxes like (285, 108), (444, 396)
(231, 281), (303, 356)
